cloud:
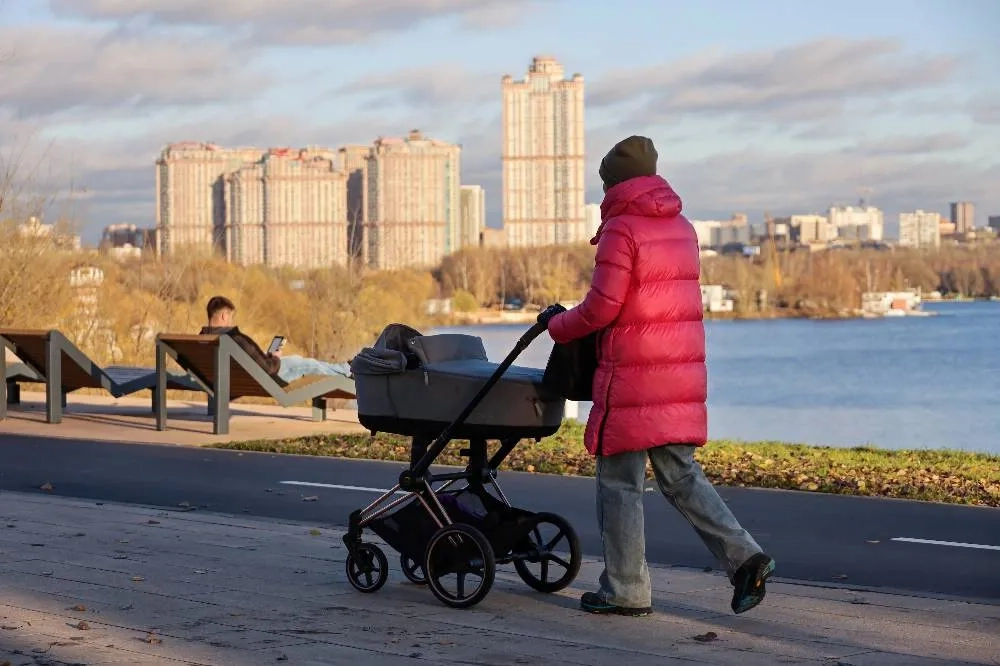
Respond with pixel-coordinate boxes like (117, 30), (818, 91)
(49, 0), (549, 46)
(0, 24), (264, 118)
(336, 65), (495, 110)
(968, 95), (1000, 125)
(648, 148), (999, 222)
(591, 38), (960, 127)
(850, 133), (971, 156)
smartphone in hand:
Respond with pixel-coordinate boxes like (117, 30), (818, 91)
(267, 336), (285, 354)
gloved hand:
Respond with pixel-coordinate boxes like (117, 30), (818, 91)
(536, 303), (567, 326)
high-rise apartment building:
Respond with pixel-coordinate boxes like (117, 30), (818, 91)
(223, 148), (348, 269)
(585, 203), (601, 238)
(950, 201), (975, 234)
(988, 215), (1000, 232)
(155, 142), (263, 256)
(828, 206), (884, 241)
(366, 130), (461, 270)
(339, 144), (371, 261)
(501, 56), (586, 248)
(691, 216), (753, 248)
(459, 185), (486, 249)
(792, 214), (835, 244)
(898, 210), (941, 249)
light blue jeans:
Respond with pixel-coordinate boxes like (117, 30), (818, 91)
(277, 355), (351, 384)
(595, 445), (763, 608)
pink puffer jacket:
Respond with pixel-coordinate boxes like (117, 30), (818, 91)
(548, 174), (708, 456)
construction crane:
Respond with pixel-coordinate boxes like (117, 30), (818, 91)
(764, 211), (783, 288)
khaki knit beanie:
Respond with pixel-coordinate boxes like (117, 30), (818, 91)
(599, 136), (658, 189)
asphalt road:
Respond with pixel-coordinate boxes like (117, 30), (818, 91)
(1, 433), (998, 602)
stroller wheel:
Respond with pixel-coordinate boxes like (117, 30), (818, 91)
(345, 543), (389, 594)
(514, 512), (582, 594)
(424, 523), (496, 609)
(400, 554), (427, 585)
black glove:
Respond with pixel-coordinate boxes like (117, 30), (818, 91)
(537, 303), (567, 326)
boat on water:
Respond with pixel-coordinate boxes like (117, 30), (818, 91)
(861, 288), (937, 318)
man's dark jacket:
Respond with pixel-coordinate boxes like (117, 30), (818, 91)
(200, 326), (281, 376)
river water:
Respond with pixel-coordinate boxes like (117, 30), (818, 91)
(435, 301), (1000, 454)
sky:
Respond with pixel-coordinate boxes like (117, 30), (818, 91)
(1, 0), (998, 244)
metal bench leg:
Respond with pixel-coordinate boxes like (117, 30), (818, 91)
(46, 339), (62, 424)
(154, 341), (169, 431)
(1, 380), (12, 418)
(311, 397), (327, 422)
(213, 349), (230, 436)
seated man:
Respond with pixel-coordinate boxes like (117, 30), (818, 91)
(201, 295), (351, 384)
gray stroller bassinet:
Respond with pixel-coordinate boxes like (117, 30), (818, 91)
(349, 323), (565, 441)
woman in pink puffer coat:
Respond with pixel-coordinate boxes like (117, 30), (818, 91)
(540, 136), (775, 617)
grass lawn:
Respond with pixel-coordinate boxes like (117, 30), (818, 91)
(213, 421), (1000, 507)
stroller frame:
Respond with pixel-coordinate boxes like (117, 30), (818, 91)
(342, 321), (583, 609)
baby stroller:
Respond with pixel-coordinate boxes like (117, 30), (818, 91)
(343, 320), (583, 609)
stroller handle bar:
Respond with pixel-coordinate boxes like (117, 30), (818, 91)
(409, 317), (551, 477)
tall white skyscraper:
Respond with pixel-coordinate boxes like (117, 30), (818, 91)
(459, 185), (486, 248)
(585, 203), (601, 238)
(501, 56), (586, 248)
(366, 130), (461, 271)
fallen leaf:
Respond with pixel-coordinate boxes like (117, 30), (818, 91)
(692, 631), (718, 643)
(131, 576), (145, 582)
(308, 529), (321, 536)
(302, 495), (319, 502)
(40, 482), (53, 491)
(142, 632), (162, 645)
(74, 621), (90, 631)
(68, 605), (87, 612)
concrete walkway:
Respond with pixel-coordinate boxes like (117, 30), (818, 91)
(1, 392), (366, 445)
(0, 492), (997, 665)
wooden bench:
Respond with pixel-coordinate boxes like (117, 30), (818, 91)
(155, 333), (356, 435)
(0, 329), (206, 423)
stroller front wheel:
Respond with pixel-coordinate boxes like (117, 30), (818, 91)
(400, 553), (427, 585)
(346, 543), (389, 593)
(424, 523), (496, 609)
(513, 512), (582, 594)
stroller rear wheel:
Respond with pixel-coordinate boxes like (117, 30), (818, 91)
(346, 543), (389, 593)
(513, 512), (582, 593)
(400, 553), (427, 585)
(424, 523), (496, 609)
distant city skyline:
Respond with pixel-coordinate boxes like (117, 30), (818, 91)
(1, 0), (998, 243)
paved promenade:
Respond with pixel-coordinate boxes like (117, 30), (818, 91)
(1, 491), (997, 666)
(2, 391), (366, 445)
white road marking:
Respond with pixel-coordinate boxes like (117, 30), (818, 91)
(279, 481), (404, 494)
(890, 537), (1000, 552)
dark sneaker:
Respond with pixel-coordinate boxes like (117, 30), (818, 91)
(580, 592), (652, 617)
(731, 553), (775, 614)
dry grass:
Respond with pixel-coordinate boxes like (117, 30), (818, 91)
(214, 421), (1000, 507)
